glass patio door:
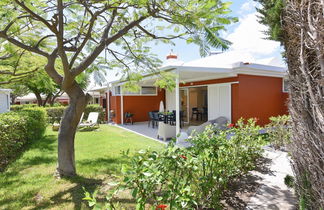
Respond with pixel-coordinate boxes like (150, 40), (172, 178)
(180, 88), (189, 123)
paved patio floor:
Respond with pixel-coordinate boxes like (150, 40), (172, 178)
(116, 121), (189, 144)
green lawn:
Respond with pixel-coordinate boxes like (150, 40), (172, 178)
(0, 125), (163, 209)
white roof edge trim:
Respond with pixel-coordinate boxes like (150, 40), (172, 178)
(234, 68), (286, 78)
(0, 89), (12, 93)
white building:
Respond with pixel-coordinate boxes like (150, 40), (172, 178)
(0, 89), (11, 113)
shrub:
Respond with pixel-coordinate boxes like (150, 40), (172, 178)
(0, 112), (27, 170)
(13, 104), (106, 124)
(0, 107), (46, 171)
(20, 107), (47, 140)
(266, 115), (291, 149)
(46, 107), (66, 123)
(84, 104), (105, 123)
(85, 118), (265, 209)
(10, 104), (38, 111)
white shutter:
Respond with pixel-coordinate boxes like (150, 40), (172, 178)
(208, 84), (231, 121)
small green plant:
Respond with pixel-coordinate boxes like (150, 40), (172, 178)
(266, 115), (291, 149)
(284, 174), (295, 188)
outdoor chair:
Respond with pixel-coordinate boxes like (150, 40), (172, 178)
(191, 107), (202, 121)
(157, 122), (176, 141)
(124, 112), (134, 125)
(176, 116), (229, 147)
(148, 112), (156, 128)
(79, 112), (99, 128)
(52, 112), (84, 131)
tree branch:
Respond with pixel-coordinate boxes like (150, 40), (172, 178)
(14, 0), (56, 33)
(0, 31), (49, 57)
(71, 15), (148, 77)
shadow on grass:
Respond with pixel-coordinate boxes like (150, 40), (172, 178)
(34, 175), (103, 210)
(0, 134), (57, 172)
(78, 157), (126, 175)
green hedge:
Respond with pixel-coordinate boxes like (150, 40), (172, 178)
(12, 104), (105, 123)
(0, 107), (47, 171)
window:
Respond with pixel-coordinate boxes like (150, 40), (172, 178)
(141, 86), (157, 95)
(283, 78), (289, 93)
(114, 86), (121, 95)
(123, 89), (141, 95)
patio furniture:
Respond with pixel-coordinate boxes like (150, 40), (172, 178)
(148, 111), (161, 128)
(124, 112), (134, 125)
(191, 107), (202, 121)
(52, 113), (84, 131)
(79, 112), (99, 128)
(168, 110), (184, 128)
(148, 112), (155, 128)
(157, 122), (176, 141)
(176, 116), (229, 147)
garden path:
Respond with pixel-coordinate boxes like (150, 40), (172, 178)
(246, 146), (297, 209)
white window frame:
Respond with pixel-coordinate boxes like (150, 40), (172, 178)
(112, 85), (157, 96)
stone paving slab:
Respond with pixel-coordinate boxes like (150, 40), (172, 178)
(246, 147), (297, 210)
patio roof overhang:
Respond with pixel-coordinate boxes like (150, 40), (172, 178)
(110, 61), (286, 87)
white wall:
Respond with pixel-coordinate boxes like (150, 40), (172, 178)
(166, 90), (176, 111)
(0, 92), (10, 113)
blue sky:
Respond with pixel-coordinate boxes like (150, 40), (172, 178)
(99, 0), (283, 86)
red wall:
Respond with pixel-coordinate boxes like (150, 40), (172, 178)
(109, 75), (288, 126)
(110, 89), (165, 124)
(235, 74), (288, 125)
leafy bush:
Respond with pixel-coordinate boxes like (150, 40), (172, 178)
(0, 107), (47, 171)
(84, 104), (105, 123)
(266, 115), (291, 149)
(46, 107), (66, 123)
(85, 118), (265, 209)
(12, 104), (106, 123)
(0, 112), (27, 171)
(10, 104), (38, 111)
(20, 107), (47, 140)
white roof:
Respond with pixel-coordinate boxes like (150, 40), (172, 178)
(182, 51), (256, 69)
(111, 50), (287, 86)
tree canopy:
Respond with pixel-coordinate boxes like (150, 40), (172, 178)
(0, 0), (237, 177)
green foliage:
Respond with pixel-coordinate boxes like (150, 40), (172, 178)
(19, 107), (47, 140)
(11, 104), (38, 111)
(84, 104), (105, 124)
(284, 174), (294, 188)
(12, 104), (105, 124)
(0, 112), (27, 171)
(88, 118), (264, 209)
(254, 0), (284, 42)
(266, 115), (291, 149)
(45, 106), (66, 123)
(0, 108), (47, 171)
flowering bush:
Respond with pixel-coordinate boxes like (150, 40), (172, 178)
(84, 118), (265, 209)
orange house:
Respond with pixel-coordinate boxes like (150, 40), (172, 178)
(105, 52), (288, 130)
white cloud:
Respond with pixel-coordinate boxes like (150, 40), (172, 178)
(239, 0), (258, 14)
(226, 12), (280, 57)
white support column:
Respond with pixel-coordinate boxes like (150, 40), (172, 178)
(120, 86), (124, 125)
(107, 85), (110, 124)
(175, 72), (180, 136)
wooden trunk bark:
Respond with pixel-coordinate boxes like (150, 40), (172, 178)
(283, 0), (324, 208)
(56, 84), (91, 177)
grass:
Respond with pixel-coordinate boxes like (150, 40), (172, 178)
(0, 125), (163, 209)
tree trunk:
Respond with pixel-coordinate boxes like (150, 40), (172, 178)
(56, 84), (91, 177)
(283, 1), (324, 208)
(34, 92), (43, 106)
